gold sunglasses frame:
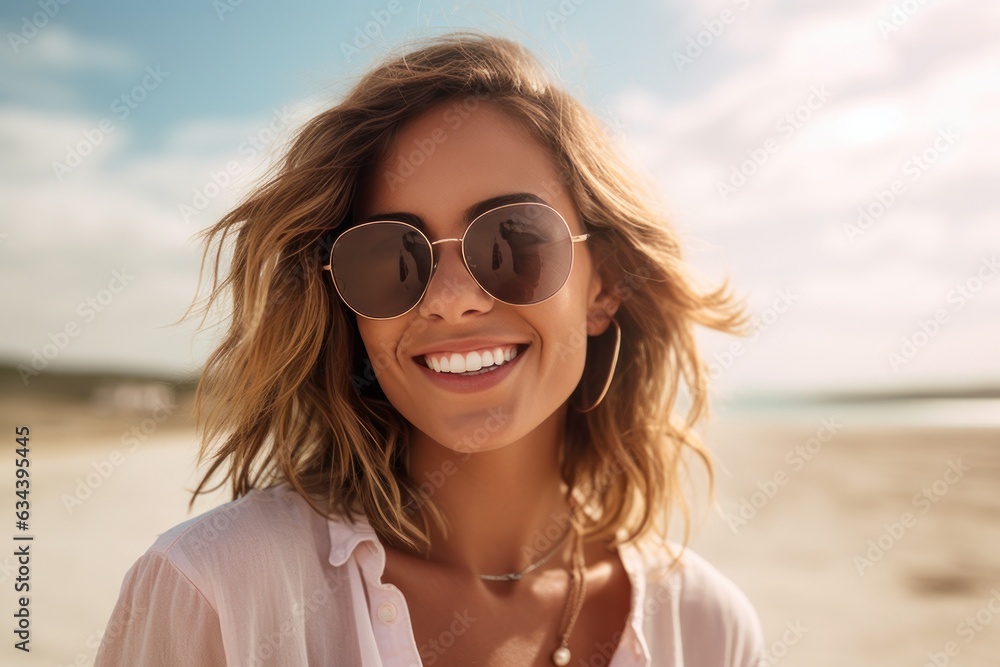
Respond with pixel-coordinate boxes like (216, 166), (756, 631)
(323, 201), (590, 320)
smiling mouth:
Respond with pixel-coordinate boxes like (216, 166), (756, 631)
(417, 344), (529, 375)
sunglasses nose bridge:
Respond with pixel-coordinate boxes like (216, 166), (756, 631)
(427, 235), (476, 284)
(429, 237), (462, 248)
(428, 236), (462, 275)
(419, 235), (494, 309)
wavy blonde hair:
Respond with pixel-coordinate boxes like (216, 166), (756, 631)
(186, 31), (745, 557)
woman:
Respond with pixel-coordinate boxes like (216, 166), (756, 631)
(96, 32), (764, 666)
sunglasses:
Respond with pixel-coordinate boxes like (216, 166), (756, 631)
(324, 202), (590, 319)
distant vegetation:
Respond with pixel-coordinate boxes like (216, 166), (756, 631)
(0, 361), (199, 401)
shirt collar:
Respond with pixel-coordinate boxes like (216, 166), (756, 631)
(327, 510), (380, 567)
(327, 512), (655, 663)
(616, 535), (654, 664)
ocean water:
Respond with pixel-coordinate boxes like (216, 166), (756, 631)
(715, 397), (1000, 428)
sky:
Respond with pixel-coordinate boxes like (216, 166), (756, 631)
(1, 0), (998, 395)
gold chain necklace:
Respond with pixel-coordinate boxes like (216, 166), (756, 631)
(550, 518), (587, 665)
(475, 507), (588, 665)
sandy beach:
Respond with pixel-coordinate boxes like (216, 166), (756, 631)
(699, 409), (1000, 667)
(1, 395), (997, 666)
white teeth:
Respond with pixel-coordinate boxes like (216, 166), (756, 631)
(423, 345), (522, 374)
(465, 351), (482, 372)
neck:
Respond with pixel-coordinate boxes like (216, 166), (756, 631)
(401, 404), (576, 576)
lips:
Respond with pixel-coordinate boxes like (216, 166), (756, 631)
(421, 344), (524, 373)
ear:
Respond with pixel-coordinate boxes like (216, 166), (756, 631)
(585, 267), (622, 336)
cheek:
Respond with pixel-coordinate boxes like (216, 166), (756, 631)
(565, 261), (599, 321)
(355, 319), (397, 380)
(356, 317), (426, 381)
(536, 287), (591, 375)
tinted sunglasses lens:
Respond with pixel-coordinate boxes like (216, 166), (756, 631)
(463, 204), (573, 304)
(332, 223), (431, 318)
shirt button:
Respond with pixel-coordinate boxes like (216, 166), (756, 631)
(377, 602), (397, 624)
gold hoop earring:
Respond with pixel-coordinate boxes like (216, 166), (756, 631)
(569, 317), (621, 413)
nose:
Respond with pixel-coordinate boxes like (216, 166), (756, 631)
(417, 238), (494, 321)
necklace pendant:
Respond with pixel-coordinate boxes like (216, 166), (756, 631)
(508, 572), (521, 581)
(552, 646), (571, 665)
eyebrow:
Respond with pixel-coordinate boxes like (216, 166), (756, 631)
(361, 192), (549, 231)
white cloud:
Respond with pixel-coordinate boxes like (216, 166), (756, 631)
(0, 24), (138, 108)
(2, 13), (996, 394)
(614, 0), (1000, 392)
(3, 23), (137, 72)
(0, 85), (327, 375)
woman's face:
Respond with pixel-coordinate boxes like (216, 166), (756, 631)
(352, 101), (617, 455)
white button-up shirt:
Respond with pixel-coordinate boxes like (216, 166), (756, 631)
(96, 483), (764, 666)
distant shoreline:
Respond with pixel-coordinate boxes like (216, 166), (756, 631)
(3, 361), (997, 403)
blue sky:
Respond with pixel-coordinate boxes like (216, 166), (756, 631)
(1, 1), (691, 142)
(2, 0), (998, 394)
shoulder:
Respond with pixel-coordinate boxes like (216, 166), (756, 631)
(101, 485), (366, 664)
(149, 483), (317, 554)
(672, 548), (762, 634)
(97, 549), (228, 667)
(629, 540), (765, 666)
(140, 484), (332, 600)
(99, 486), (365, 664)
